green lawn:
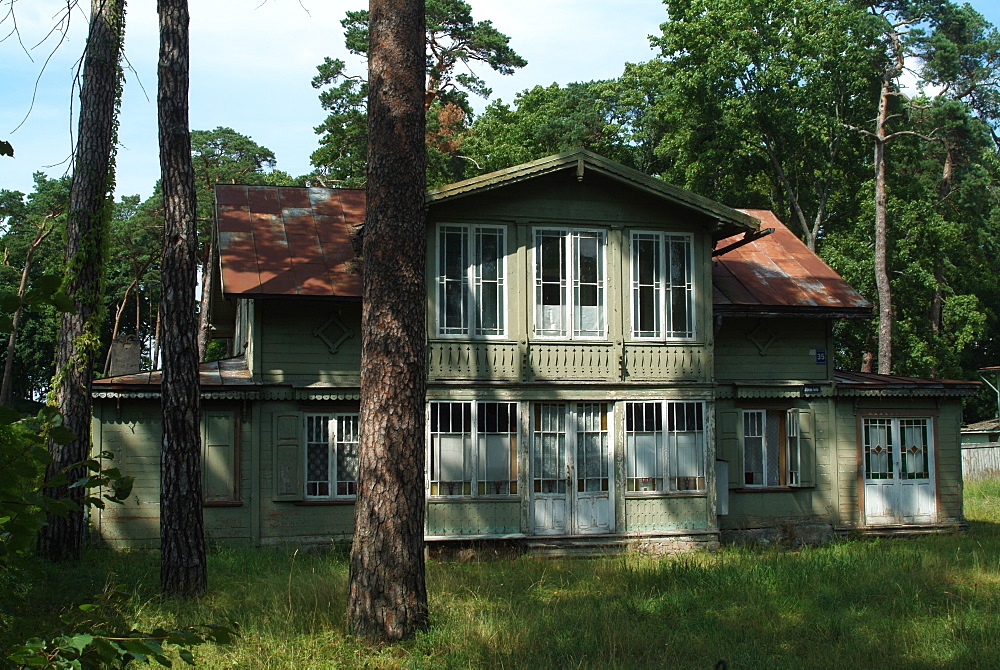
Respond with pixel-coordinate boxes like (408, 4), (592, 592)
(4, 480), (1000, 669)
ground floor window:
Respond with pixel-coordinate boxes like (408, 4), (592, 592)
(531, 402), (610, 495)
(429, 401), (518, 497)
(305, 413), (359, 498)
(863, 417), (930, 480)
(625, 401), (705, 492)
(742, 409), (800, 487)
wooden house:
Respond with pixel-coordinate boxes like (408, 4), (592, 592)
(91, 149), (977, 551)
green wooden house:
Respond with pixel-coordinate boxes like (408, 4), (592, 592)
(91, 149), (978, 551)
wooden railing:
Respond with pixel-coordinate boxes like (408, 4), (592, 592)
(428, 340), (709, 383)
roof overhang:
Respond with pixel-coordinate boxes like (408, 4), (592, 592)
(426, 148), (759, 241)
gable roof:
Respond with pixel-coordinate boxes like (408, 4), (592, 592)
(212, 164), (866, 319)
(712, 210), (872, 318)
(427, 148), (759, 240)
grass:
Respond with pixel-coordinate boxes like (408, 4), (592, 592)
(4, 482), (1000, 669)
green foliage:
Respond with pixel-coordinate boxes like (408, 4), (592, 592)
(0, 141), (12, 158)
(310, 0), (526, 186)
(461, 82), (626, 175)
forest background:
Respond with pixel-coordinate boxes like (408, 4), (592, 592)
(2, 0), (1000, 420)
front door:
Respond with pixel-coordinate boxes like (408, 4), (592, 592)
(863, 417), (936, 525)
(531, 402), (614, 535)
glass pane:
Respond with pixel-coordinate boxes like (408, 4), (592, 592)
(743, 411), (764, 486)
(864, 418), (894, 480)
(765, 411), (781, 487)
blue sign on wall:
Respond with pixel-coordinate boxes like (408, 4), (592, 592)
(815, 348), (827, 365)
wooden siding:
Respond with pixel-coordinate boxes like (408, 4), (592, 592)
(716, 398), (839, 530)
(715, 317), (832, 382)
(963, 444), (1000, 480)
(258, 302), (362, 386)
(93, 400), (252, 548)
(625, 496), (710, 532)
(426, 500), (521, 536)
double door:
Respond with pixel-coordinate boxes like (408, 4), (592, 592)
(863, 417), (936, 524)
(531, 403), (614, 535)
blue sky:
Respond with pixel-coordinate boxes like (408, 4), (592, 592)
(2, 0), (999, 201)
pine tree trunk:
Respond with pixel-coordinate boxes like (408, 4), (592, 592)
(347, 0), (429, 641)
(158, 0), (206, 597)
(37, 0), (125, 562)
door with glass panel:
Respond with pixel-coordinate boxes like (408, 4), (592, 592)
(863, 417), (936, 524)
(531, 403), (613, 535)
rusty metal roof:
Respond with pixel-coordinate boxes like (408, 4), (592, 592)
(713, 210), (872, 318)
(92, 357), (257, 391)
(216, 184), (363, 298)
(215, 187), (869, 319)
(834, 369), (979, 396)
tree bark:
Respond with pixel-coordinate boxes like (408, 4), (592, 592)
(347, 0), (429, 642)
(873, 73), (893, 375)
(197, 239), (212, 360)
(158, 0), (206, 597)
(36, 0), (125, 562)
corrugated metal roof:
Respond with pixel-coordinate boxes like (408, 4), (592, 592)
(215, 186), (868, 320)
(713, 210), (872, 317)
(92, 357), (257, 390)
(834, 369), (979, 396)
(216, 184), (363, 298)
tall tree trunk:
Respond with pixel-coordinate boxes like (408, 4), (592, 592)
(158, 0), (206, 597)
(873, 74), (893, 376)
(347, 0), (428, 641)
(37, 0), (125, 562)
(1, 222), (53, 406)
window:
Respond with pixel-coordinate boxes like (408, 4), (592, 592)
(437, 224), (506, 337)
(742, 409), (800, 487)
(630, 231), (694, 339)
(429, 401), (518, 496)
(532, 402), (610, 494)
(624, 401), (706, 492)
(534, 228), (606, 338)
(863, 417), (930, 481)
(305, 414), (359, 498)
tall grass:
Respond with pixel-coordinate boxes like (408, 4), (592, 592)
(4, 484), (1000, 668)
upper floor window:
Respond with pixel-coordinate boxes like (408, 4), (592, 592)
(305, 413), (359, 498)
(534, 228), (606, 339)
(743, 408), (800, 487)
(437, 224), (506, 337)
(630, 231), (694, 339)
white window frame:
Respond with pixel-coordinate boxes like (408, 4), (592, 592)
(624, 400), (706, 493)
(304, 413), (359, 499)
(742, 408), (801, 488)
(428, 401), (519, 498)
(436, 223), (507, 339)
(629, 231), (695, 340)
(532, 227), (607, 340)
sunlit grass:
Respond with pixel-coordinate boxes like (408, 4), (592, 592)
(3, 483), (1000, 668)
